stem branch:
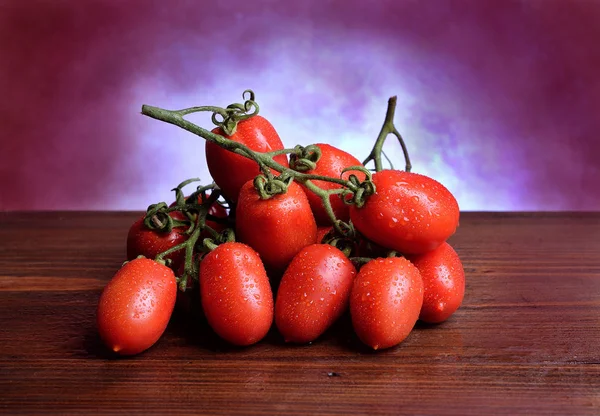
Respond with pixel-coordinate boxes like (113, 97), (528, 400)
(363, 96), (412, 172)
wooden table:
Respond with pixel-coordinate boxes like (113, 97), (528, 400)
(0, 212), (599, 415)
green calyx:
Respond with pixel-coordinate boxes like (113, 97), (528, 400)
(212, 90), (259, 136)
(253, 174), (292, 200)
(289, 144), (322, 172)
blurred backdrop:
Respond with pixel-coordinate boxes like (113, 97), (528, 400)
(1, 0), (599, 211)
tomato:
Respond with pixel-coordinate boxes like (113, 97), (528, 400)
(349, 170), (459, 255)
(97, 257), (177, 355)
(275, 244), (356, 343)
(407, 242), (465, 323)
(316, 226), (333, 244)
(236, 180), (317, 276)
(298, 144), (364, 225)
(206, 116), (289, 202)
(126, 214), (187, 270)
(350, 257), (423, 350)
(200, 242), (274, 346)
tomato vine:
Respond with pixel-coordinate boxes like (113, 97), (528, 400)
(140, 90), (413, 286)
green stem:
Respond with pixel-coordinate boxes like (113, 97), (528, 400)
(303, 180), (346, 235)
(175, 106), (230, 118)
(141, 105), (364, 191)
(264, 148), (297, 157)
(363, 96), (412, 172)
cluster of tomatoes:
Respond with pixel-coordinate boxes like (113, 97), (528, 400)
(97, 105), (465, 356)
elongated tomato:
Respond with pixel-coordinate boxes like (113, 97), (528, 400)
(275, 244), (356, 343)
(206, 115), (289, 202)
(236, 180), (317, 275)
(97, 258), (177, 355)
(350, 257), (423, 350)
(200, 242), (274, 346)
(350, 169), (459, 255)
(408, 242), (465, 323)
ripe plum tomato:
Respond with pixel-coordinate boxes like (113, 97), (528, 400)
(407, 242), (465, 323)
(126, 214), (187, 270)
(275, 244), (356, 343)
(199, 242), (274, 346)
(97, 258), (177, 355)
(236, 180), (317, 276)
(206, 115), (289, 202)
(349, 170), (459, 255)
(298, 144), (365, 225)
(350, 257), (423, 350)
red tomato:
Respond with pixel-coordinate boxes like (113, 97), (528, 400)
(298, 144), (364, 225)
(236, 180), (317, 275)
(200, 242), (274, 346)
(206, 116), (289, 202)
(97, 257), (177, 355)
(275, 244), (356, 343)
(350, 257), (423, 350)
(407, 242), (465, 323)
(349, 170), (459, 255)
(316, 226), (333, 243)
(126, 214), (187, 270)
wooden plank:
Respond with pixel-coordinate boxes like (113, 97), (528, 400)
(0, 212), (599, 415)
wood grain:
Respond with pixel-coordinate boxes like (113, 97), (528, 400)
(0, 211), (599, 415)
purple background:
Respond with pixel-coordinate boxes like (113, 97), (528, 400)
(1, 0), (599, 211)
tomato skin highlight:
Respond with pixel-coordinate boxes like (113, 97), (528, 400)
(200, 242), (274, 346)
(97, 258), (177, 355)
(407, 242), (465, 323)
(350, 170), (459, 255)
(299, 143), (365, 225)
(350, 257), (423, 350)
(275, 244), (356, 343)
(206, 115), (289, 202)
(235, 180), (317, 276)
(126, 214), (187, 270)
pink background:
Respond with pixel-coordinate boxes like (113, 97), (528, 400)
(1, 0), (599, 211)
